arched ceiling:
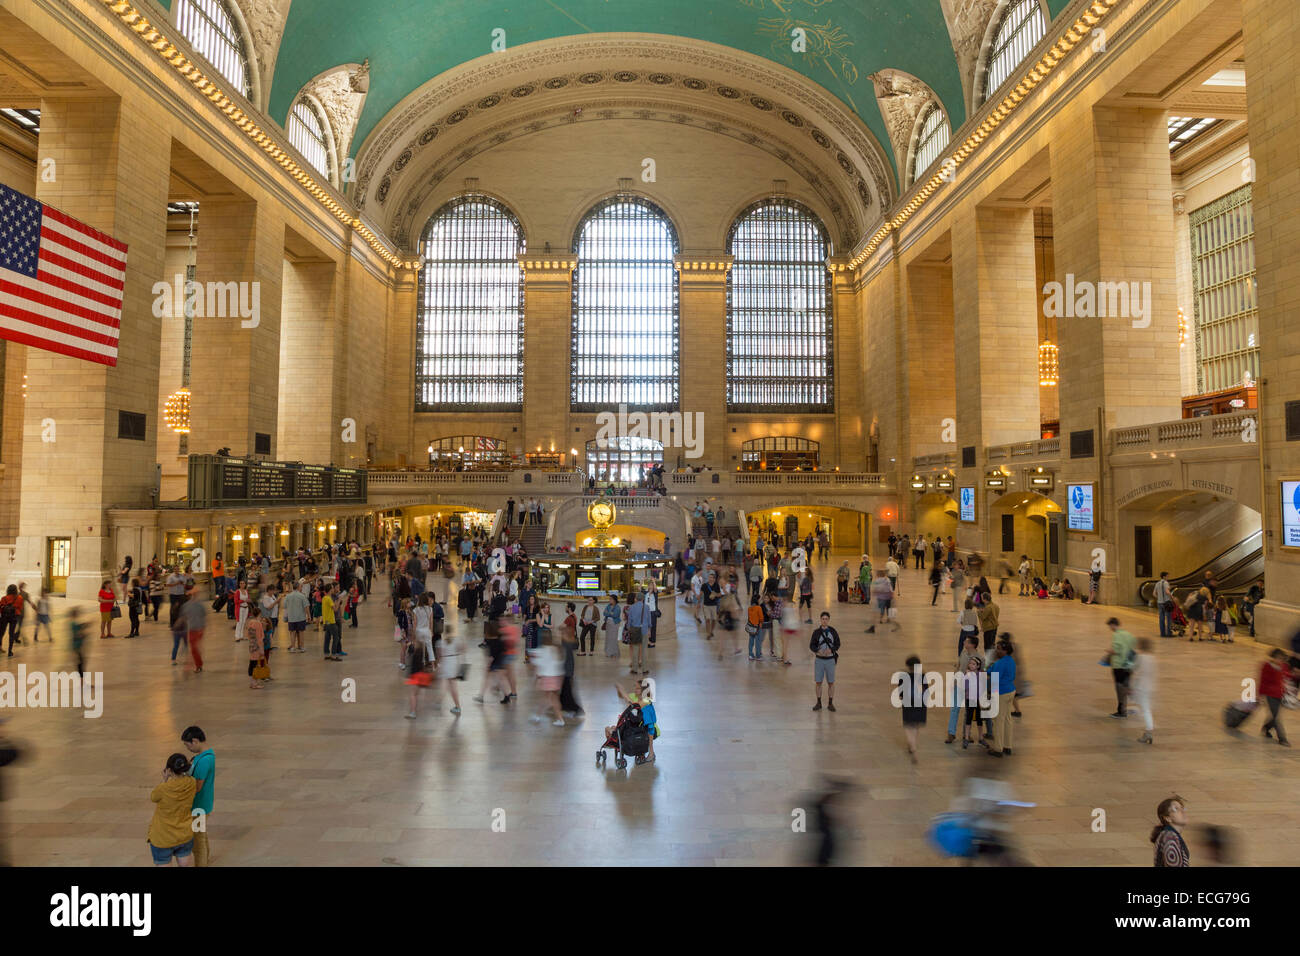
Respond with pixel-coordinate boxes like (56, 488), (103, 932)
(199, 0), (1070, 175)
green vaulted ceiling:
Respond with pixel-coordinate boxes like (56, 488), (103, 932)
(161, 0), (1073, 179)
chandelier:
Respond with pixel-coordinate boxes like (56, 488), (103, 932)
(1038, 342), (1059, 386)
(164, 387), (191, 433)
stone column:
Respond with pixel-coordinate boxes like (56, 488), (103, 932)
(1049, 104), (1181, 601)
(518, 256), (576, 459)
(903, 254), (957, 461)
(188, 198), (285, 458)
(278, 258), (342, 463)
(10, 95), (169, 599)
(829, 257), (865, 471)
(675, 256), (731, 469)
(1245, 0), (1300, 646)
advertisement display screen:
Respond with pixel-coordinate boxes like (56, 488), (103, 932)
(958, 486), (976, 523)
(576, 573), (601, 591)
(1282, 480), (1300, 548)
(1067, 483), (1095, 532)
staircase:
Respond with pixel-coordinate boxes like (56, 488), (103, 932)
(690, 519), (743, 541)
(514, 522), (548, 555)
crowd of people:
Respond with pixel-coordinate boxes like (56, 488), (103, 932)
(6, 496), (1293, 868)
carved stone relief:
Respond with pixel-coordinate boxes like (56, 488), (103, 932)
(234, 0), (293, 111)
(869, 69), (935, 184)
(939, 0), (1001, 114)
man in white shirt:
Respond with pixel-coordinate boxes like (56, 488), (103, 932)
(886, 557), (901, 595)
(690, 569), (705, 622)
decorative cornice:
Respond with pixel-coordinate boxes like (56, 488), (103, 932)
(674, 255), (734, 272)
(847, 0), (1124, 272)
(95, 0), (418, 271)
(518, 255), (579, 277)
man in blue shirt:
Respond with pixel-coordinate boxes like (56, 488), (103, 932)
(986, 639), (1017, 758)
(182, 725), (215, 865)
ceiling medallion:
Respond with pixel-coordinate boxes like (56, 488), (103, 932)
(578, 72), (604, 84)
(544, 77), (569, 89)
(682, 78), (707, 90)
(511, 84), (536, 97)
(781, 110), (803, 127)
(750, 96), (772, 111)
(613, 71), (638, 82)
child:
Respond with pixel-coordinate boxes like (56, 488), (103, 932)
(435, 627), (463, 715)
(637, 678), (659, 763)
(530, 630), (566, 727)
(246, 606), (266, 689)
(147, 753), (198, 867)
(404, 637), (433, 719)
(1213, 596), (1232, 643)
(958, 654), (983, 749)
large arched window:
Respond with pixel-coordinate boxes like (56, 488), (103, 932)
(585, 436), (664, 483)
(287, 99), (331, 180)
(726, 200), (833, 412)
(416, 196), (525, 411)
(176, 0), (252, 98)
(982, 0), (1048, 104)
(911, 105), (950, 183)
(571, 197), (680, 411)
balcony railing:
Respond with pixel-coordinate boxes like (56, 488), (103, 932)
(985, 437), (1061, 462)
(1110, 411), (1257, 452)
(369, 470), (888, 496)
(914, 453), (956, 470)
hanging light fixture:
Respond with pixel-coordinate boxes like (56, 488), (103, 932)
(1038, 342), (1059, 386)
(329, 521), (337, 531)
(249, 530), (260, 540)
(164, 386), (192, 433)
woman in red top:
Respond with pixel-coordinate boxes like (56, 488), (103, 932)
(0, 585), (23, 656)
(1258, 649), (1294, 746)
(97, 580), (117, 638)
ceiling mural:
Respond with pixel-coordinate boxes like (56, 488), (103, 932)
(260, 0), (974, 183)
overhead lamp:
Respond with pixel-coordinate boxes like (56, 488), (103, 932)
(280, 528), (289, 536)
(1038, 342), (1059, 386)
(329, 522), (337, 531)
(182, 535), (195, 546)
(232, 532), (243, 541)
(164, 386), (192, 433)
(249, 530), (260, 540)
(317, 524), (326, 533)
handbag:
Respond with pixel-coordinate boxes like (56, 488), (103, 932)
(252, 661), (270, 680)
(110, 605), (122, 619)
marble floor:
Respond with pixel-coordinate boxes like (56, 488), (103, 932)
(1, 557), (1295, 866)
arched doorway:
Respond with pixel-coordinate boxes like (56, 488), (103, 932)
(585, 436), (664, 484)
(915, 492), (958, 542)
(988, 491), (1063, 580)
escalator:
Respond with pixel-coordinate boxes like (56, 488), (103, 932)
(1136, 530), (1263, 605)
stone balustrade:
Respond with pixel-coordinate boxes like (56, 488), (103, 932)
(1110, 411), (1257, 453)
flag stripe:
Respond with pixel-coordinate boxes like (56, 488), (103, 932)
(0, 276), (121, 330)
(42, 205), (128, 255)
(37, 250), (126, 296)
(34, 266), (124, 312)
(0, 317), (118, 365)
(39, 220), (128, 273)
(0, 292), (121, 344)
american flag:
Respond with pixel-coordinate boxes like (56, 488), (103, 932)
(0, 182), (128, 367)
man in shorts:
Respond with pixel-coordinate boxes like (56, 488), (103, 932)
(182, 725), (215, 866)
(810, 613), (840, 711)
(700, 571), (721, 640)
(624, 591), (650, 675)
(282, 580), (309, 653)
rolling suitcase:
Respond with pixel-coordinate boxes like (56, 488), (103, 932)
(1223, 700), (1256, 729)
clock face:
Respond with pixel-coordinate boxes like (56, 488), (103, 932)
(588, 501), (614, 528)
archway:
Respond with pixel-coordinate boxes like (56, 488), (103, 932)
(1117, 489), (1262, 606)
(585, 436), (664, 483)
(914, 492), (958, 543)
(744, 504), (872, 556)
(988, 490), (1062, 579)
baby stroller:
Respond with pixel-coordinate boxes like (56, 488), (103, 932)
(597, 702), (651, 769)
(850, 582), (866, 605)
(1168, 602), (1188, 637)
